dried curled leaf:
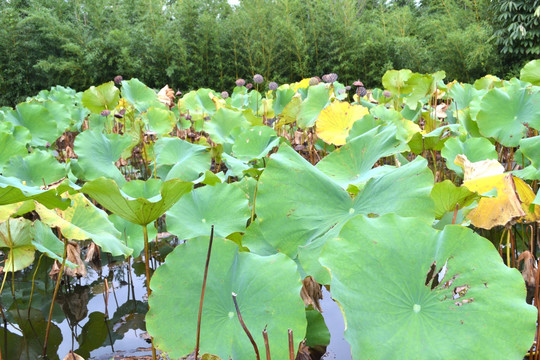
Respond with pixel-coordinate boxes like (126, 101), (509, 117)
(300, 276), (322, 312)
(157, 85), (175, 108)
(518, 251), (537, 288)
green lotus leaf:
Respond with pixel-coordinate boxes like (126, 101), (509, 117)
(382, 69), (413, 95)
(32, 220), (77, 267)
(441, 137), (498, 177)
(369, 105), (420, 142)
(520, 135), (540, 171)
(34, 193), (132, 257)
(431, 180), (479, 219)
(204, 108), (250, 153)
(0, 131), (28, 171)
(316, 125), (407, 188)
(82, 177), (192, 226)
(535, 190), (540, 206)
(109, 214), (157, 258)
(232, 126), (280, 161)
(121, 78), (164, 113)
(277, 96), (302, 127)
(144, 106), (177, 136)
(246, 90), (263, 115)
(0, 175), (67, 209)
(402, 73), (433, 110)
(320, 214), (537, 359)
(180, 88), (217, 115)
(253, 144), (434, 260)
(473, 74), (502, 90)
(3, 150), (66, 187)
(273, 87), (295, 115)
(146, 237), (306, 360)
(221, 153), (250, 178)
(0, 217), (35, 272)
(154, 137), (212, 181)
(520, 59), (540, 85)
(74, 129), (132, 185)
(297, 84), (330, 128)
(166, 183), (250, 239)
(4, 101), (67, 147)
(448, 82), (485, 111)
(475, 85), (540, 146)
(345, 114), (383, 141)
(81, 81), (120, 114)
(305, 307), (330, 347)
(0, 201), (34, 222)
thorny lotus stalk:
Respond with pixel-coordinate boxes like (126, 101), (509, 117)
(43, 232), (68, 357)
(263, 325), (271, 360)
(195, 225), (215, 359)
(288, 329), (294, 360)
(232, 292), (260, 360)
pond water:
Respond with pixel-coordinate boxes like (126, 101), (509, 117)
(0, 240), (351, 360)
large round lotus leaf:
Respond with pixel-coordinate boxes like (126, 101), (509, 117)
(74, 129), (132, 186)
(382, 69), (413, 95)
(34, 193), (132, 257)
(315, 101), (368, 145)
(3, 150), (66, 187)
(520, 59), (540, 85)
(297, 84), (330, 128)
(121, 79), (163, 113)
(448, 82), (485, 110)
(154, 137), (211, 181)
(0, 132), (27, 171)
(0, 218), (35, 272)
(147, 237), (306, 360)
(82, 177), (192, 226)
(316, 125), (406, 188)
(475, 85), (540, 146)
(109, 214), (157, 258)
(320, 214), (537, 359)
(179, 88), (217, 115)
(204, 108), (250, 152)
(232, 125), (280, 161)
(144, 106), (176, 136)
(273, 87), (295, 115)
(166, 182), (250, 240)
(441, 137), (498, 177)
(253, 144), (433, 260)
(473, 74), (502, 90)
(402, 73), (441, 110)
(0, 175), (67, 209)
(32, 220), (76, 266)
(369, 105), (420, 142)
(4, 101), (67, 147)
(81, 82), (119, 114)
(519, 135), (540, 171)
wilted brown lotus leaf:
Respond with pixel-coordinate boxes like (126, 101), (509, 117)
(295, 340), (311, 360)
(65, 241), (87, 278)
(518, 250), (537, 288)
(300, 276), (322, 312)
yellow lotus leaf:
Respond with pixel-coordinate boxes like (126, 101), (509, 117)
(514, 177), (540, 223)
(454, 154), (505, 181)
(291, 78), (311, 92)
(208, 92), (225, 111)
(463, 174), (525, 229)
(316, 101), (369, 145)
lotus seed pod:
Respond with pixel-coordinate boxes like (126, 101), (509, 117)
(114, 75), (123, 85)
(326, 73), (338, 83)
(383, 90), (392, 98)
(338, 89), (346, 95)
(221, 91), (229, 99)
(345, 86), (351, 91)
(357, 87), (367, 97)
(235, 78), (246, 87)
(321, 74), (329, 82)
(101, 109), (111, 116)
(253, 74), (264, 84)
(176, 90), (182, 96)
(353, 80), (364, 87)
(185, 114), (192, 121)
(309, 77), (320, 86)
(246, 83), (253, 90)
(268, 82), (278, 90)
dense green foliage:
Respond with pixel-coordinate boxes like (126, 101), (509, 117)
(0, 0), (527, 105)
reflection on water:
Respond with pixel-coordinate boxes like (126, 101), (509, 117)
(320, 286), (352, 360)
(0, 250), (152, 360)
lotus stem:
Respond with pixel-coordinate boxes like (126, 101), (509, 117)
(28, 254), (45, 318)
(232, 292), (260, 360)
(43, 234), (67, 357)
(142, 223), (157, 360)
(195, 225), (215, 359)
(263, 325), (271, 360)
(288, 329), (294, 360)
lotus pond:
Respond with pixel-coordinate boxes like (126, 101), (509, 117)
(0, 61), (540, 360)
